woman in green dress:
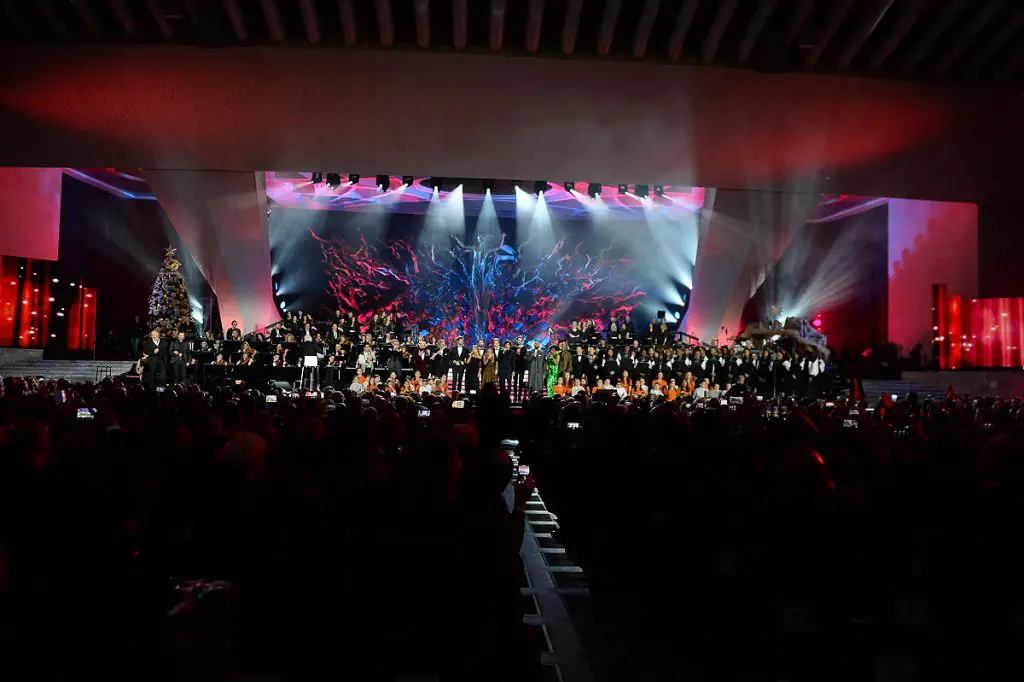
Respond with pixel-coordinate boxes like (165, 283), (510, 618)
(546, 347), (560, 396)
(481, 348), (499, 386)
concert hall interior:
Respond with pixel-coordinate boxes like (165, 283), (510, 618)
(2, 1), (1024, 681)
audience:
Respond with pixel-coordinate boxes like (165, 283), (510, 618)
(0, 377), (534, 681)
(518, 390), (1024, 681)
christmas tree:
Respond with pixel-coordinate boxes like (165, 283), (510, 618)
(148, 246), (192, 333)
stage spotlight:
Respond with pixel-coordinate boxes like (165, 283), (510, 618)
(587, 183), (602, 198)
(348, 173), (360, 184)
(311, 172), (323, 184)
(376, 175), (390, 191)
(483, 179), (495, 193)
(402, 176), (414, 187)
(635, 184), (649, 198)
(563, 181), (575, 193)
(617, 184), (628, 195)
(325, 173), (341, 189)
(534, 181), (549, 195)
(654, 184), (664, 197)
(433, 177), (444, 191)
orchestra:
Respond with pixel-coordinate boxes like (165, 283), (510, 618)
(138, 307), (830, 399)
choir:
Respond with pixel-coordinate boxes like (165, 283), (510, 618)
(140, 308), (830, 399)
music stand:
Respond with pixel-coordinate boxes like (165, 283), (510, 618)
(300, 355), (319, 392)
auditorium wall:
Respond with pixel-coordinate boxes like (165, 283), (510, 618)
(0, 167), (62, 261)
(887, 199), (978, 353)
(57, 175), (215, 342)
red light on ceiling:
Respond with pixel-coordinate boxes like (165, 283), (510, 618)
(812, 316), (822, 328)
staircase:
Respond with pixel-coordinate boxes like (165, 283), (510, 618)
(0, 359), (135, 384)
(861, 378), (945, 404)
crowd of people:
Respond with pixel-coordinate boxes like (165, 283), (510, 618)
(133, 308), (832, 403)
(1, 345), (1023, 679)
(0, 377), (537, 680)
(518, 388), (1024, 681)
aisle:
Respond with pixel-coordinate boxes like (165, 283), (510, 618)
(504, 441), (594, 682)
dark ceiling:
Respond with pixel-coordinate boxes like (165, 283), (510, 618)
(2, 0), (1021, 87)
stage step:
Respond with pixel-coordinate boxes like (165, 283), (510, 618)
(861, 378), (944, 404)
(1, 359), (135, 383)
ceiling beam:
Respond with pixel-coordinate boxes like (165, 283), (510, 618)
(145, 0), (174, 39)
(562, 0), (582, 54)
(736, 0), (777, 64)
(803, 0), (854, 68)
(261, 0), (286, 43)
(963, 9), (1024, 80)
(71, 0), (104, 39)
(222, 0), (248, 42)
(451, 0), (467, 49)
(413, 0), (430, 48)
(375, 0), (394, 47)
(835, 0), (893, 70)
(667, 0), (699, 60)
(489, 0), (505, 51)
(994, 44), (1024, 82)
(868, 0), (925, 72)
(633, 0), (660, 59)
(338, 0), (357, 45)
(526, 0), (545, 53)
(785, 0), (814, 48)
(0, 0), (32, 38)
(36, 0), (68, 38)
(900, 0), (967, 75)
(597, 0), (622, 57)
(109, 0), (140, 40)
(702, 0), (737, 63)
(930, 0), (1003, 77)
(299, 0), (322, 44)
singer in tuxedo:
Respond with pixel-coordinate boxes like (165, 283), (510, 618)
(142, 329), (167, 387)
(167, 330), (188, 385)
(450, 336), (469, 392)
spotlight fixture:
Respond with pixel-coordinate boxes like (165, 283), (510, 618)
(310, 172), (323, 184)
(654, 184), (664, 197)
(617, 184), (628, 195)
(432, 177), (444, 191)
(587, 183), (602, 198)
(376, 175), (390, 191)
(325, 173), (341, 189)
(348, 173), (360, 184)
(563, 181), (575, 193)
(534, 181), (549, 195)
(634, 184), (649, 198)
(482, 179), (495, 193)
(402, 176), (414, 187)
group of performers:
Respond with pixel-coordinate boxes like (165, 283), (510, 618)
(138, 307), (830, 400)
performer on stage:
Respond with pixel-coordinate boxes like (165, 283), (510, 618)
(450, 336), (469, 392)
(546, 346), (560, 396)
(527, 341), (545, 395)
(141, 329), (167, 387)
(167, 330), (188, 385)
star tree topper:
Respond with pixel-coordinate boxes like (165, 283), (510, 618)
(164, 245), (182, 271)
